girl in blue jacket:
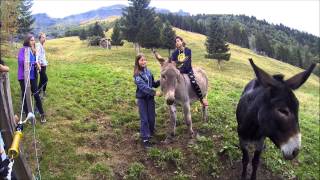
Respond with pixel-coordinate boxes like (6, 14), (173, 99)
(134, 54), (160, 149)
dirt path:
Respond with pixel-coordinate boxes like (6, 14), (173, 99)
(77, 114), (283, 180)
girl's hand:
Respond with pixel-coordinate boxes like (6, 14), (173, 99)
(155, 91), (162, 97)
(37, 63), (41, 72)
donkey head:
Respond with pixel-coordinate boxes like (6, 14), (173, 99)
(152, 49), (180, 105)
(249, 59), (315, 160)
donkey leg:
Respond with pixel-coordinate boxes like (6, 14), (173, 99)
(183, 103), (194, 138)
(202, 105), (208, 122)
(240, 139), (249, 180)
(250, 150), (262, 180)
(164, 105), (177, 144)
(251, 139), (264, 180)
(241, 147), (249, 180)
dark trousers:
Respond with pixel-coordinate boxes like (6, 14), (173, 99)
(137, 98), (156, 140)
(19, 79), (44, 115)
(187, 70), (203, 100)
(39, 66), (48, 92)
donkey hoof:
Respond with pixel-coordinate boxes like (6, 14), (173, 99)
(187, 138), (196, 145)
(162, 136), (174, 144)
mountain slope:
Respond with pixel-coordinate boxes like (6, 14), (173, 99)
(4, 28), (319, 179)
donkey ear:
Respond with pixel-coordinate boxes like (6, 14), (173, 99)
(152, 48), (166, 66)
(285, 63), (316, 90)
(249, 58), (277, 87)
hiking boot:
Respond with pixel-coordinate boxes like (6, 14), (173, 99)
(142, 140), (152, 149)
(162, 134), (175, 144)
(40, 114), (46, 123)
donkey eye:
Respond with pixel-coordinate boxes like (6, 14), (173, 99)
(277, 108), (290, 116)
(161, 75), (166, 80)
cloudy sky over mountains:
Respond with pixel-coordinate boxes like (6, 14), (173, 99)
(31, 0), (319, 36)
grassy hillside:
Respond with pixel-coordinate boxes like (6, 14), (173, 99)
(3, 28), (319, 179)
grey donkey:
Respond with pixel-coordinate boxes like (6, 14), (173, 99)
(152, 49), (209, 143)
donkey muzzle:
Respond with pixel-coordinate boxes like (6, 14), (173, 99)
(165, 91), (175, 105)
(281, 133), (301, 160)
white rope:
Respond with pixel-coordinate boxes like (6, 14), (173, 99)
(19, 51), (34, 124)
(15, 48), (42, 179)
(5, 159), (14, 180)
(32, 81), (47, 96)
(32, 116), (41, 180)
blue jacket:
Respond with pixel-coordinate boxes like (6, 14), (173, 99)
(134, 68), (160, 99)
(171, 47), (192, 74)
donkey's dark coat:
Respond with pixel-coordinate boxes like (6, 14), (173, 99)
(236, 59), (315, 180)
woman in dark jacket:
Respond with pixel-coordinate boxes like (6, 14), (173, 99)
(134, 53), (160, 149)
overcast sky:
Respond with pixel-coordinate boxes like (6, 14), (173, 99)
(31, 0), (320, 36)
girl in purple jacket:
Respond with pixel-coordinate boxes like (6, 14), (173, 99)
(18, 34), (46, 123)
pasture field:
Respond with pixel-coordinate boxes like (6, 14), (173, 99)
(3, 27), (319, 179)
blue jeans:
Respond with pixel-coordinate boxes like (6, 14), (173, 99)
(137, 98), (156, 140)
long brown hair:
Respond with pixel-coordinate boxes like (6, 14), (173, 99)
(133, 53), (145, 76)
(23, 34), (36, 55)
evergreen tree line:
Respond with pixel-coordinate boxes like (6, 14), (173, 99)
(119, 0), (176, 54)
(1, 0), (35, 42)
(119, 0), (230, 69)
(158, 13), (319, 72)
(75, 21), (124, 47)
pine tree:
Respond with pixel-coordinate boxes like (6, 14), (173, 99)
(205, 18), (231, 70)
(121, 0), (152, 53)
(17, 0), (35, 38)
(111, 21), (124, 47)
(92, 22), (105, 38)
(276, 45), (290, 63)
(290, 48), (302, 67)
(161, 21), (176, 56)
(79, 29), (87, 40)
(255, 33), (274, 57)
(137, 13), (162, 49)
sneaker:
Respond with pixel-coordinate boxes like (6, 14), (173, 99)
(40, 114), (46, 123)
(142, 140), (152, 149)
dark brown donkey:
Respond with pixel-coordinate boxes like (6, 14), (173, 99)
(236, 59), (315, 180)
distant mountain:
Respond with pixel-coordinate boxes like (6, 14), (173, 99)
(58, 5), (125, 25)
(32, 4), (189, 37)
(174, 9), (190, 16)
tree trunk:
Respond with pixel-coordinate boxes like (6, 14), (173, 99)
(138, 43), (141, 54)
(168, 49), (171, 57)
(217, 60), (221, 71)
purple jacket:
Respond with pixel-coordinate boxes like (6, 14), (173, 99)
(18, 47), (37, 80)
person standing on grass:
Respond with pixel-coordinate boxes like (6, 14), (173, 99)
(18, 34), (46, 123)
(171, 36), (208, 107)
(134, 53), (161, 149)
(36, 32), (48, 98)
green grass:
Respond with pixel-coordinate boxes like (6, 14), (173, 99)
(2, 26), (319, 179)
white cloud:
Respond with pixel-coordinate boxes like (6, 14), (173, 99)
(31, 0), (319, 36)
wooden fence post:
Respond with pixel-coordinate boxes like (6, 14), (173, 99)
(0, 72), (33, 180)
